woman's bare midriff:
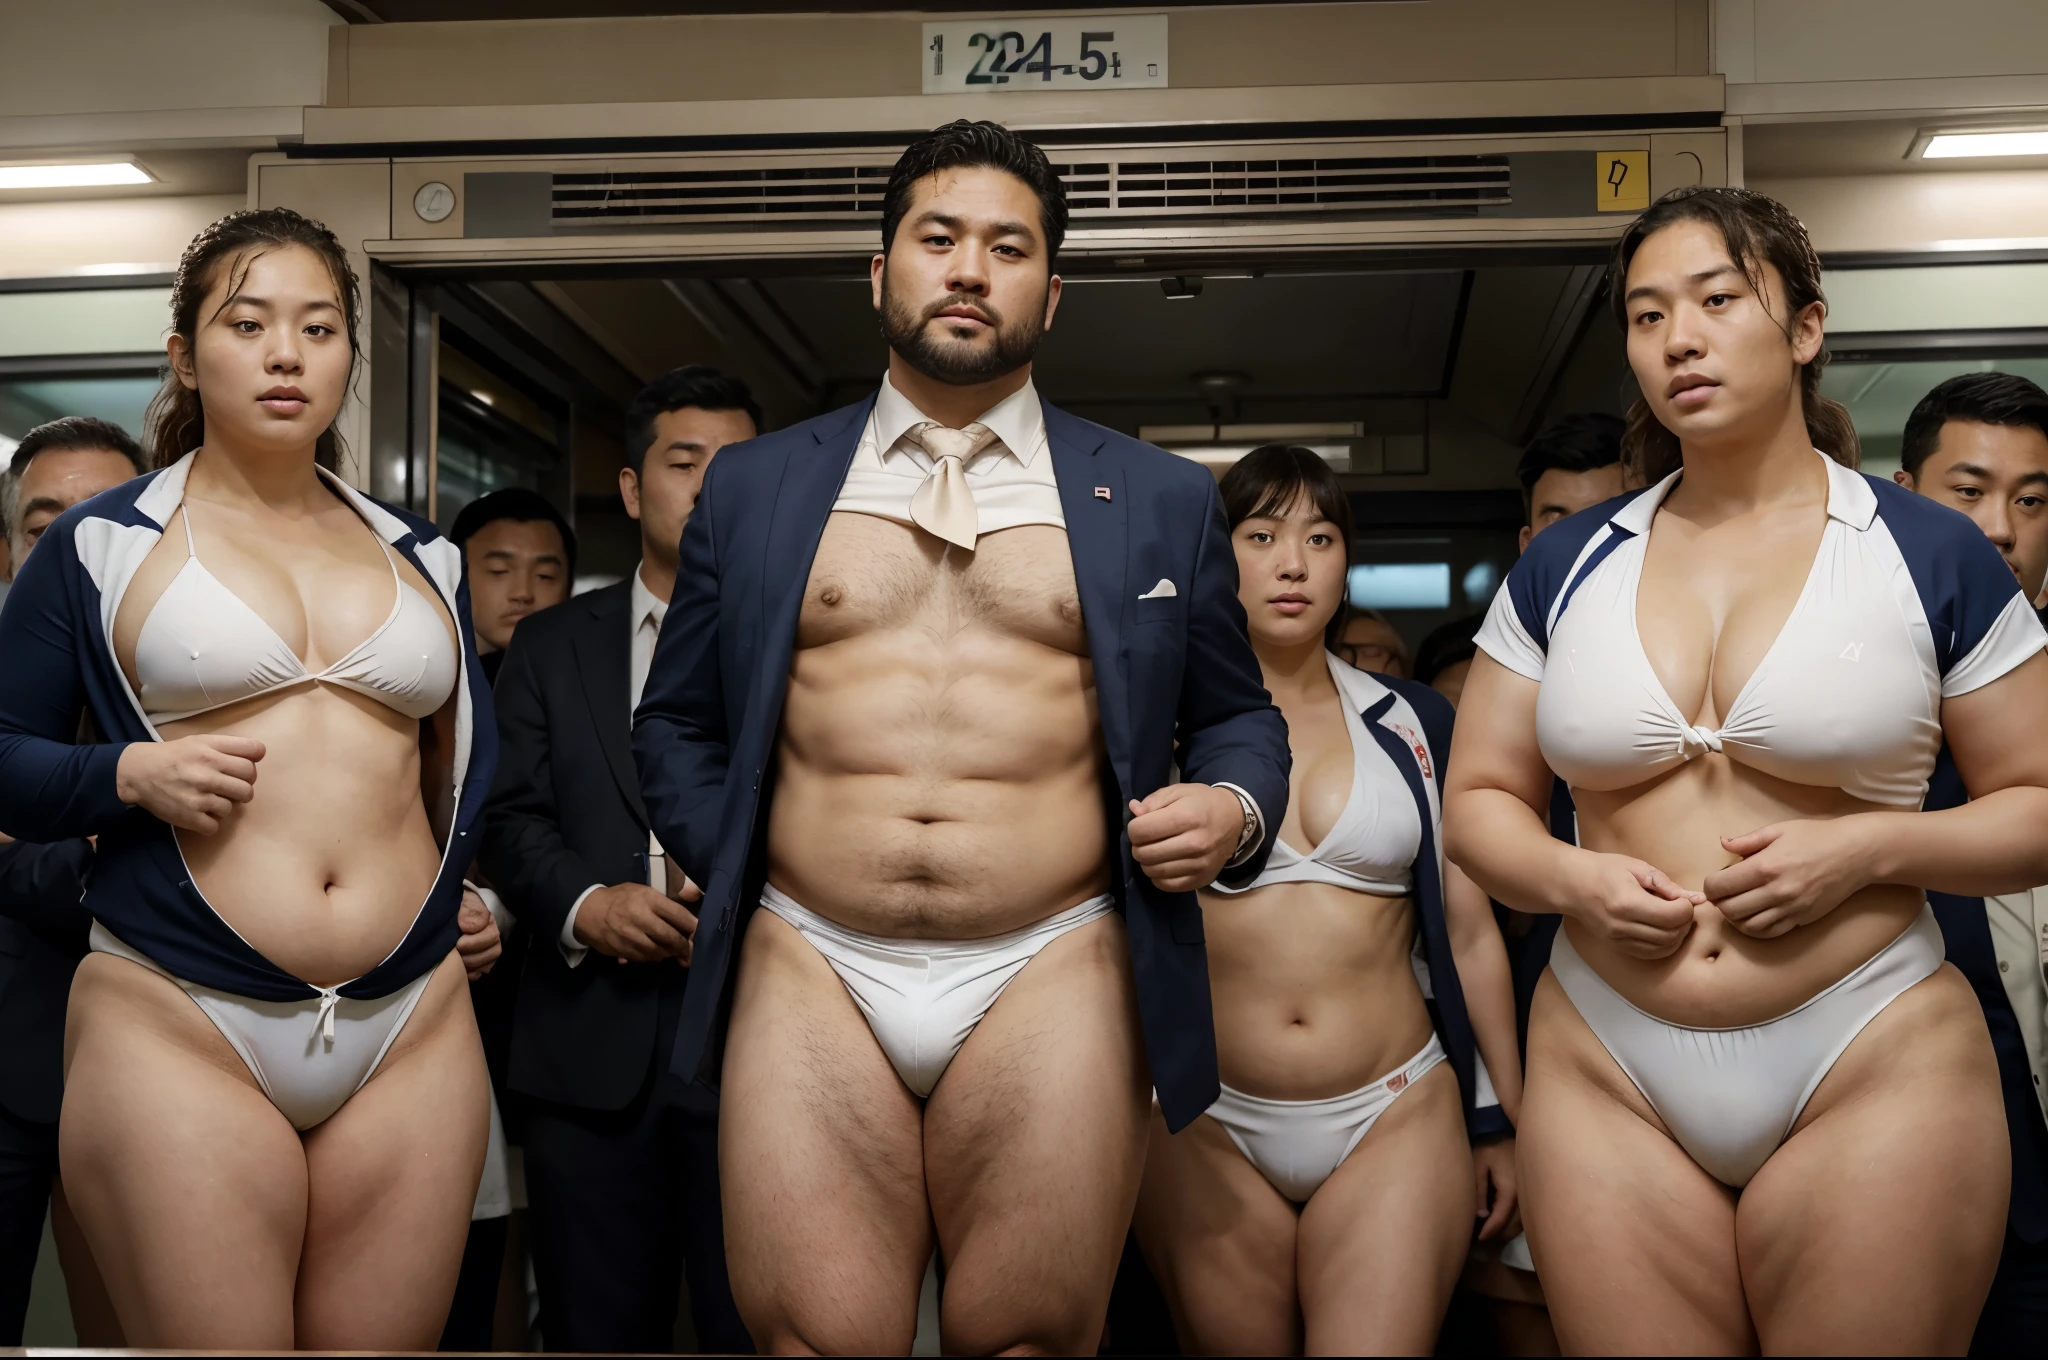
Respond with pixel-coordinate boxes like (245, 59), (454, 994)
(159, 686), (446, 986)
(1571, 753), (1924, 1027)
(1201, 879), (1437, 1101)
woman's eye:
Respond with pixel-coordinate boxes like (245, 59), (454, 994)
(233, 320), (260, 334)
(1705, 293), (1732, 307)
(1957, 487), (1982, 499)
(1308, 533), (1331, 546)
(306, 324), (333, 337)
(1634, 309), (1662, 326)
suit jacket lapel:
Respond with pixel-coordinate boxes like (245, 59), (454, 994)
(571, 582), (648, 829)
(759, 395), (872, 654)
(1046, 404), (1134, 797)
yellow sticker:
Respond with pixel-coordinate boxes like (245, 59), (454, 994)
(1596, 150), (1650, 212)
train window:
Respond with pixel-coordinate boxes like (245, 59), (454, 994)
(0, 371), (158, 452)
(1348, 562), (1452, 610)
(1821, 355), (2048, 479)
(432, 324), (568, 533)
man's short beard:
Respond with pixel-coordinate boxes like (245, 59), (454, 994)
(880, 271), (1045, 386)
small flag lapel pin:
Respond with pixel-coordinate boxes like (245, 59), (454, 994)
(1094, 486), (1112, 501)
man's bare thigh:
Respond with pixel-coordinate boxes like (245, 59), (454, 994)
(719, 908), (931, 1355)
(925, 912), (1149, 1356)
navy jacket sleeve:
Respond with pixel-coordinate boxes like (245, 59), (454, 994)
(0, 514), (132, 842)
(479, 620), (604, 943)
(633, 459), (732, 885)
(0, 838), (93, 939)
(1175, 476), (1290, 887)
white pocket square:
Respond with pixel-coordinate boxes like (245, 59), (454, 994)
(1138, 579), (1178, 600)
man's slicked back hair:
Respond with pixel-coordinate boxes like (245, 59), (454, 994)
(1515, 412), (1625, 522)
(9, 415), (145, 481)
(881, 120), (1068, 263)
(1900, 371), (2048, 477)
(623, 364), (762, 474)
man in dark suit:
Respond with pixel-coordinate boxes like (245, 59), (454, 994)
(481, 366), (759, 1353)
(0, 417), (147, 1345)
(1892, 372), (2048, 1355)
(634, 121), (1290, 1355)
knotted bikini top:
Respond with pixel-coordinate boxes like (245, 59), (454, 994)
(1475, 452), (2047, 809)
(134, 499), (459, 726)
(1211, 653), (1422, 897)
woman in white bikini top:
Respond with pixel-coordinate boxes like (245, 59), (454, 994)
(1133, 445), (1524, 1355)
(1447, 186), (2048, 1355)
(43, 209), (494, 1351)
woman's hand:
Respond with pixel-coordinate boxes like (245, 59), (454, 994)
(114, 736), (264, 833)
(1704, 816), (1878, 938)
(1473, 1136), (1521, 1242)
(1565, 852), (1703, 959)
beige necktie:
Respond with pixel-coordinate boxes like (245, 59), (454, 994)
(907, 421), (998, 551)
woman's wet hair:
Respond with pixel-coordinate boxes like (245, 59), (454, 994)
(1608, 186), (1858, 484)
(144, 207), (362, 473)
(1218, 444), (1356, 650)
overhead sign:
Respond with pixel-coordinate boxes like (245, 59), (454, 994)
(1597, 150), (1650, 212)
(923, 15), (1169, 94)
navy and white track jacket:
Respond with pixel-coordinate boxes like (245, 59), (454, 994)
(0, 454), (494, 1001)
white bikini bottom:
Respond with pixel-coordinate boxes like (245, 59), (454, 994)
(1549, 905), (1944, 1188)
(758, 884), (1117, 1097)
(91, 923), (434, 1131)
(1205, 1034), (1448, 1203)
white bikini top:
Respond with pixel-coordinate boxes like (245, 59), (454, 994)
(134, 499), (460, 726)
(1211, 654), (1422, 897)
(1475, 452), (2047, 809)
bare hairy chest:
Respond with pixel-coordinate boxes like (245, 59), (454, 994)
(797, 512), (1087, 655)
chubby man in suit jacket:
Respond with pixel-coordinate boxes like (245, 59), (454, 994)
(634, 121), (1291, 1354)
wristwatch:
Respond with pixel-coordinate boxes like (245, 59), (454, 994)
(1217, 783), (1261, 859)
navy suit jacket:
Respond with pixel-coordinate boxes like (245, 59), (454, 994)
(632, 394), (1291, 1131)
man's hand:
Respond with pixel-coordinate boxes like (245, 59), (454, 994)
(1128, 784), (1245, 892)
(575, 880), (699, 964)
(1472, 1136), (1521, 1242)
(455, 886), (502, 980)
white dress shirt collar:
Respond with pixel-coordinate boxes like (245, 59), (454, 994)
(871, 371), (1046, 470)
(630, 562), (668, 636)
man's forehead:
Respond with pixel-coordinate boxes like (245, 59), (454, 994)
(468, 517), (565, 553)
(20, 445), (134, 489)
(1932, 419), (2048, 474)
(906, 167), (1041, 225)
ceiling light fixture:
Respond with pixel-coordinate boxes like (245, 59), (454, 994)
(0, 161), (153, 189)
(1921, 130), (2048, 159)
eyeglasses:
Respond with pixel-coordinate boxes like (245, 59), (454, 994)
(1337, 641), (1405, 675)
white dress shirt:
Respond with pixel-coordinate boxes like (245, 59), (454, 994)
(832, 373), (1065, 533)
(1988, 887), (2048, 1125)
(560, 566), (668, 967)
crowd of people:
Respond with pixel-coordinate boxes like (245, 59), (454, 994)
(0, 117), (2045, 1357)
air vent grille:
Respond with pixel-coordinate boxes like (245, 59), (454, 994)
(550, 152), (1511, 227)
